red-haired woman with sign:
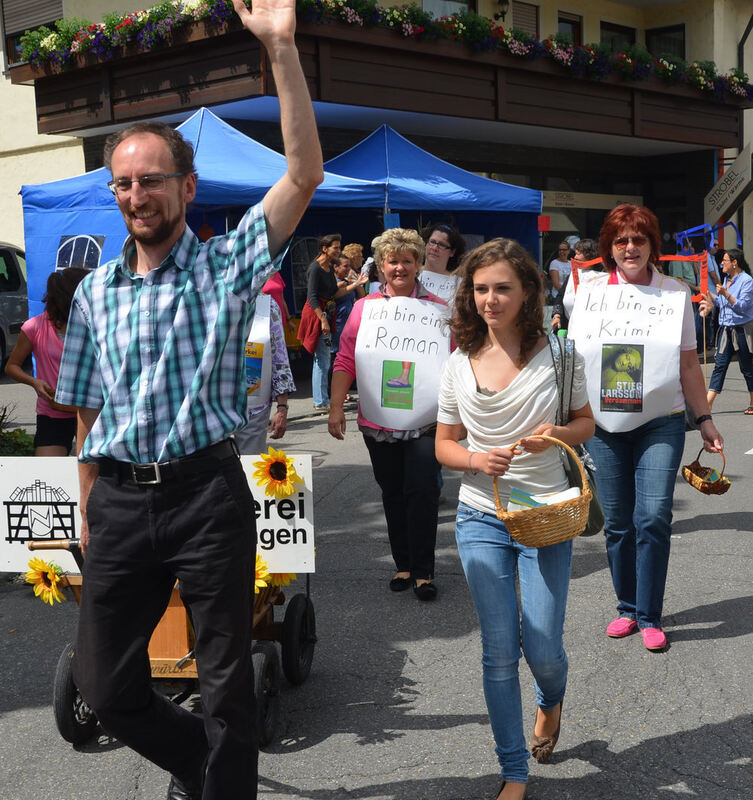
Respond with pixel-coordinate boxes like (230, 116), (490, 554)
(568, 204), (723, 652)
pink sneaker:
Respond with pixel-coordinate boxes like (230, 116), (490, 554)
(641, 627), (667, 651)
(606, 617), (638, 638)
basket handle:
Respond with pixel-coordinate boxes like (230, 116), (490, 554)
(693, 447), (726, 477)
(492, 435), (588, 520)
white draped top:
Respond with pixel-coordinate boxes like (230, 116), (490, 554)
(438, 344), (589, 515)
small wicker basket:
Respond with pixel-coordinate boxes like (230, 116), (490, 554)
(681, 449), (730, 495)
(493, 435), (592, 548)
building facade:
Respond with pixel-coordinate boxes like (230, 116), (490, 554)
(3, 0), (753, 262)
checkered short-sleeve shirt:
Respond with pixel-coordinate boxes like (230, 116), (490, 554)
(56, 201), (288, 463)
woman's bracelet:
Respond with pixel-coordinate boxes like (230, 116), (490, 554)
(276, 404), (288, 412)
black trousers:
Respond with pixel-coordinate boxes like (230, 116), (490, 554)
(74, 455), (257, 800)
(363, 431), (440, 580)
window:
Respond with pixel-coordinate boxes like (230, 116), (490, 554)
(558, 11), (582, 45)
(600, 21), (636, 52)
(512, 1), (538, 38)
(0, 250), (20, 292)
(423, 0), (475, 17)
(646, 25), (685, 60)
(2, 0), (63, 64)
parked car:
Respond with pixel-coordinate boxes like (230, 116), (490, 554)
(0, 244), (28, 366)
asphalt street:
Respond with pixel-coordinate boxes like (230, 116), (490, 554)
(1, 356), (752, 800)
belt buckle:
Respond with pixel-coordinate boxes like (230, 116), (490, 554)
(130, 462), (162, 485)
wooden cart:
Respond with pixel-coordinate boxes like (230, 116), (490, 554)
(28, 539), (316, 747)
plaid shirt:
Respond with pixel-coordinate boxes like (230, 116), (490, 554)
(56, 202), (287, 463)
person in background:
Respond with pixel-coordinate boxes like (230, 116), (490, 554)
(297, 233), (343, 410)
(262, 270), (295, 331)
(235, 298), (295, 456)
(329, 228), (447, 601)
(419, 222), (467, 302)
(329, 253), (367, 395)
(436, 238), (594, 799)
(364, 234), (383, 294)
(567, 205), (723, 653)
(332, 254), (366, 352)
(699, 247), (753, 414)
(5, 267), (88, 455)
(551, 238), (600, 332)
(342, 242), (364, 278)
(548, 242), (572, 301)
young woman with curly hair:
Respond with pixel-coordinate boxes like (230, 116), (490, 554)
(435, 238), (594, 800)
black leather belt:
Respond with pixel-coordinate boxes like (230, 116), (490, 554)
(98, 439), (239, 486)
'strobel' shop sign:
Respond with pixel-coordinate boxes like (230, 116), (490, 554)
(704, 145), (752, 222)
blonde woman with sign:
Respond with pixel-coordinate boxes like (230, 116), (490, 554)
(568, 204), (723, 652)
(328, 228), (450, 600)
(435, 239), (594, 800)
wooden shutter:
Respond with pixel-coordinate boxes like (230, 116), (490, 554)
(512, 1), (538, 38)
(2, 0), (63, 35)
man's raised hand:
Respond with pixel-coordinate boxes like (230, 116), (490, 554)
(232, 0), (297, 50)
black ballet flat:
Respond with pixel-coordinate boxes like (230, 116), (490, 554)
(413, 581), (437, 601)
(389, 576), (412, 592)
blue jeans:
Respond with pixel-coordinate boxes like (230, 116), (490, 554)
(311, 333), (331, 407)
(587, 413), (685, 629)
(708, 326), (753, 394)
(455, 503), (572, 784)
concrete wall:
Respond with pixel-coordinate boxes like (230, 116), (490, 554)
(64, 0), (133, 23)
(0, 54), (84, 249)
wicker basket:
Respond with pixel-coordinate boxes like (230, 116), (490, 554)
(681, 449), (730, 495)
(493, 435), (592, 548)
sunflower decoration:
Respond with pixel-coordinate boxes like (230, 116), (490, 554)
(268, 572), (297, 587)
(252, 446), (303, 499)
(254, 553), (270, 594)
(26, 557), (68, 606)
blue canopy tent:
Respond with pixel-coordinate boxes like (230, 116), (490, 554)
(323, 124), (542, 254)
(21, 108), (383, 316)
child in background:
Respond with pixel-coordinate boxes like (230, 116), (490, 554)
(5, 267), (88, 455)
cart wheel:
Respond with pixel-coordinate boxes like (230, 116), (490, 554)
(281, 594), (316, 686)
(53, 642), (99, 745)
(252, 641), (281, 747)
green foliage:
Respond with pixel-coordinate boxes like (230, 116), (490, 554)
(0, 406), (34, 456)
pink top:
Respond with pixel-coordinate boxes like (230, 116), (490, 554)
(262, 272), (288, 327)
(333, 284), (446, 431)
(21, 312), (75, 419)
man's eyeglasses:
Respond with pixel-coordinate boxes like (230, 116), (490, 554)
(613, 235), (649, 250)
(108, 172), (186, 197)
(428, 238), (452, 251)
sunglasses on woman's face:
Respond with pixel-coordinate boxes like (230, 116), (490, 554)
(613, 235), (649, 250)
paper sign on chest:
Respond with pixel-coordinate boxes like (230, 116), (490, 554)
(568, 275), (686, 432)
(418, 271), (459, 304)
(245, 294), (272, 410)
(355, 296), (451, 429)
